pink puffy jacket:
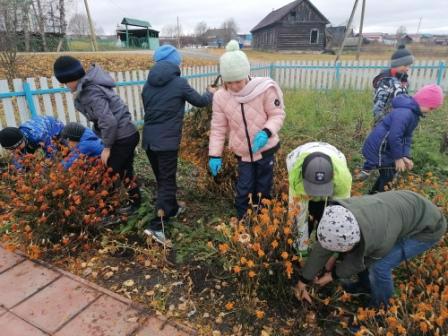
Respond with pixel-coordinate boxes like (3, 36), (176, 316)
(208, 77), (285, 162)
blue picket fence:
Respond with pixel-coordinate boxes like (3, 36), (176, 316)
(0, 60), (446, 128)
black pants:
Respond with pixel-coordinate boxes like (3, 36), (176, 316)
(146, 149), (179, 219)
(370, 167), (396, 193)
(235, 154), (275, 219)
(108, 132), (141, 206)
(307, 200), (326, 235)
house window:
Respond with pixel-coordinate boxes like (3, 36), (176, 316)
(310, 29), (319, 44)
(289, 11), (297, 22)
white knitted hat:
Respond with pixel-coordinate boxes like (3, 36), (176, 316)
(219, 40), (250, 82)
(317, 205), (361, 252)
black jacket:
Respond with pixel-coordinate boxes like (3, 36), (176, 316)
(141, 61), (213, 151)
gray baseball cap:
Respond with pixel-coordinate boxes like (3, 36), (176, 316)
(302, 152), (334, 196)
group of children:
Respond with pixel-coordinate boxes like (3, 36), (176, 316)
(0, 41), (446, 309)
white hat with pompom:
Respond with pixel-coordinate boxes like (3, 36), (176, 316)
(219, 40), (250, 82)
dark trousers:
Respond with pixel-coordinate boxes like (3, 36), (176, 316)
(235, 154), (275, 219)
(370, 167), (396, 193)
(146, 149), (179, 221)
(108, 132), (141, 206)
(307, 200), (326, 235)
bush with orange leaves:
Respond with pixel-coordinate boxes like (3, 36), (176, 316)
(0, 148), (128, 258)
(322, 171), (448, 336)
(209, 193), (302, 319)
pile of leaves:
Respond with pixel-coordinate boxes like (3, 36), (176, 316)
(0, 146), (129, 258)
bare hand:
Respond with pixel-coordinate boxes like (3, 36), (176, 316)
(207, 86), (217, 94)
(101, 148), (111, 165)
(325, 255), (337, 272)
(395, 158), (406, 172)
(314, 272), (333, 287)
(403, 157), (414, 170)
(293, 281), (312, 303)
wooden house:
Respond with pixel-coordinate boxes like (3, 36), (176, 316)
(250, 0), (329, 51)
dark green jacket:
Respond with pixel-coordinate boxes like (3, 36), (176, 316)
(301, 191), (446, 281)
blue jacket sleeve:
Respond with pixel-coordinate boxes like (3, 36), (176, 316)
(181, 78), (213, 108)
(388, 109), (412, 160)
(62, 151), (80, 169)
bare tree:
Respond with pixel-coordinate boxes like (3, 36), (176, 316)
(221, 18), (238, 44)
(194, 21), (208, 45)
(68, 13), (89, 36)
(31, 0), (48, 51)
(0, 0), (21, 83)
(161, 24), (178, 38)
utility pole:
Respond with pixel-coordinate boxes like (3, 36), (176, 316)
(176, 16), (181, 49)
(416, 17), (422, 34)
(335, 0), (360, 63)
(356, 0), (366, 61)
(83, 0), (98, 51)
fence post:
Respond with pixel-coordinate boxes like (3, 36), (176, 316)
(23, 82), (37, 117)
(335, 62), (341, 87)
(437, 61), (445, 86)
(270, 62), (275, 80)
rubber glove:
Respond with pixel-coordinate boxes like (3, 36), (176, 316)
(208, 158), (222, 176)
(251, 130), (269, 153)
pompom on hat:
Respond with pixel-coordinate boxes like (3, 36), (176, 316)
(219, 40), (250, 82)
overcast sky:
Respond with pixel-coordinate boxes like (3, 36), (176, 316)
(72, 0), (448, 35)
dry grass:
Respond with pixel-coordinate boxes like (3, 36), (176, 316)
(205, 44), (448, 63)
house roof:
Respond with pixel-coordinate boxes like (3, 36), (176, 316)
(121, 18), (151, 28)
(251, 0), (330, 33)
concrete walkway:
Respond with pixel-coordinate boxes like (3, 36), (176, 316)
(0, 246), (194, 336)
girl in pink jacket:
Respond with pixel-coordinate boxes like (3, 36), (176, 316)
(208, 40), (286, 218)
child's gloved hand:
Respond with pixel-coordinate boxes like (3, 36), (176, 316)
(208, 157), (222, 176)
(251, 130), (269, 153)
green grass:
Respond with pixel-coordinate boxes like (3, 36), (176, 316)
(280, 89), (448, 173)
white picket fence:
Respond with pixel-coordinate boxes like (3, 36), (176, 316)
(0, 60), (446, 129)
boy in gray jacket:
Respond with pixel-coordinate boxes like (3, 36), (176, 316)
(294, 191), (446, 307)
(54, 56), (140, 214)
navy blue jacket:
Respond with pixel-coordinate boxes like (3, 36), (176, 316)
(62, 128), (104, 169)
(141, 61), (213, 151)
(362, 95), (422, 167)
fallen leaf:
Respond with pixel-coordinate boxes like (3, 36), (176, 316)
(123, 279), (135, 287)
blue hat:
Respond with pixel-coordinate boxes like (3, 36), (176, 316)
(154, 45), (182, 66)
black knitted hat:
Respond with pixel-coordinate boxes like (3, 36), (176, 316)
(53, 56), (86, 83)
(61, 122), (86, 142)
(0, 127), (24, 149)
(391, 44), (414, 68)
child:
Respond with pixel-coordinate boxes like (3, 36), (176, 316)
(372, 45), (414, 123)
(141, 45), (215, 244)
(53, 56), (141, 214)
(294, 191), (446, 307)
(361, 84), (444, 193)
(208, 40), (285, 219)
(286, 142), (352, 253)
(60, 122), (104, 169)
(0, 115), (64, 159)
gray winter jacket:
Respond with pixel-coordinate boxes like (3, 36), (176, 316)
(74, 64), (137, 147)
